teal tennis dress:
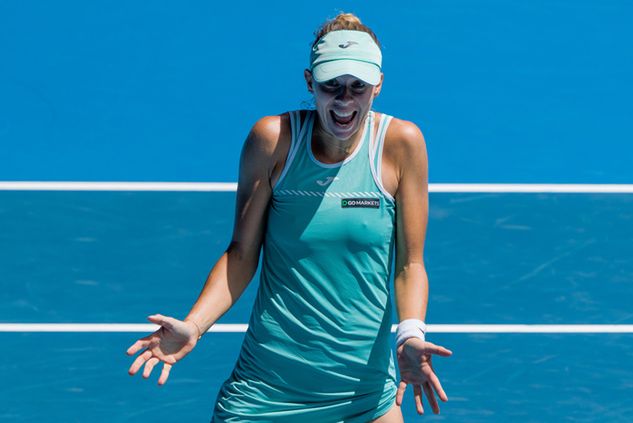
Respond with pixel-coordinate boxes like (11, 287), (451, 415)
(212, 109), (397, 422)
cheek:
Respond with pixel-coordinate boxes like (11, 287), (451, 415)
(358, 96), (374, 112)
(314, 91), (334, 106)
(315, 98), (334, 119)
(362, 90), (375, 102)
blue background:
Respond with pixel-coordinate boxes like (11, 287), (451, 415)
(1, 0), (632, 183)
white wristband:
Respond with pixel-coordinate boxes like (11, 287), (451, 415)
(395, 319), (427, 348)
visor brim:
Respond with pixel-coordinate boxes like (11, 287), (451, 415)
(312, 60), (381, 86)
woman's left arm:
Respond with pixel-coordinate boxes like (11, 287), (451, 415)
(390, 119), (453, 415)
(392, 119), (429, 322)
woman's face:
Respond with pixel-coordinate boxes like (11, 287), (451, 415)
(305, 71), (383, 141)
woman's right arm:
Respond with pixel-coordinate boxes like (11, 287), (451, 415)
(126, 114), (289, 384)
(184, 114), (287, 333)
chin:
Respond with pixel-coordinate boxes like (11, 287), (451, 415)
(326, 117), (361, 140)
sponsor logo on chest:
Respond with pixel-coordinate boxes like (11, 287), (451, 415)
(341, 198), (381, 209)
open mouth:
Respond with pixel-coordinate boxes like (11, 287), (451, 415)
(330, 110), (357, 127)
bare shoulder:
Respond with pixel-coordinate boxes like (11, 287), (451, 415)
(241, 113), (292, 182)
(383, 116), (427, 161)
(244, 113), (291, 160)
(380, 116), (428, 193)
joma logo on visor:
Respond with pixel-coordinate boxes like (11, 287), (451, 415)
(338, 41), (359, 49)
(341, 198), (380, 208)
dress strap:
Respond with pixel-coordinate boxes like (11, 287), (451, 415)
(369, 112), (395, 202)
(272, 110), (311, 191)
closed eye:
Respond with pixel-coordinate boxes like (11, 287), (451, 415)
(352, 82), (366, 90)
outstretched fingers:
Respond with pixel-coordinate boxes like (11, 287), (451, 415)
(126, 337), (150, 356)
(395, 380), (407, 406)
(425, 342), (453, 357)
(423, 382), (440, 413)
(413, 384), (424, 415)
(147, 314), (176, 331)
(142, 357), (160, 379)
(128, 349), (152, 376)
(158, 363), (172, 385)
(427, 371), (448, 402)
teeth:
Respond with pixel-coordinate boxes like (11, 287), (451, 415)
(333, 110), (354, 118)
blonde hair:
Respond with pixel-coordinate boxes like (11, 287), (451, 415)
(312, 12), (381, 49)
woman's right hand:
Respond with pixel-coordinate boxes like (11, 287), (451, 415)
(126, 314), (200, 385)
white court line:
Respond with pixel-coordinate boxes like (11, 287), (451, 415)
(0, 324), (248, 333)
(430, 184), (633, 193)
(1, 181), (633, 193)
(1, 324), (633, 333)
(0, 181), (238, 191)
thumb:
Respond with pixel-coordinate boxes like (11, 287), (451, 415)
(148, 314), (178, 330)
(425, 342), (453, 357)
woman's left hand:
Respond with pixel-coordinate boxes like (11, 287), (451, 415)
(395, 338), (453, 415)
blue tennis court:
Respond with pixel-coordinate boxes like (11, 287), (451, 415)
(1, 190), (632, 421)
(2, 1), (633, 422)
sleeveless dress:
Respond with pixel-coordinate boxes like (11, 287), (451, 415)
(212, 109), (397, 422)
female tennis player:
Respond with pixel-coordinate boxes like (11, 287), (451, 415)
(127, 13), (452, 422)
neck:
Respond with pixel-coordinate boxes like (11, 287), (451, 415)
(311, 112), (369, 164)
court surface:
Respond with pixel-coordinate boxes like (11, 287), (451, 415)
(1, 190), (632, 422)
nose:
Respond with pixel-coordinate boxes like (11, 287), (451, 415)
(335, 85), (354, 102)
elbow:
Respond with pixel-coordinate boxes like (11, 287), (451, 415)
(394, 261), (428, 285)
(225, 241), (261, 272)
(396, 260), (427, 276)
